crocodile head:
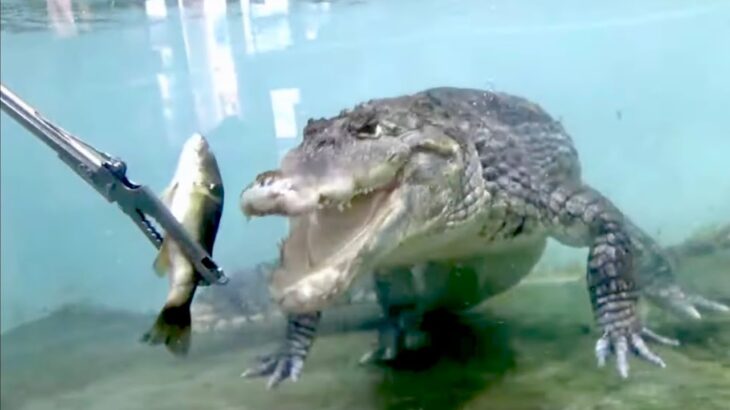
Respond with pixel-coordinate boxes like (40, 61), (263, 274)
(240, 99), (481, 312)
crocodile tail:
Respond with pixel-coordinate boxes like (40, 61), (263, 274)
(140, 303), (192, 356)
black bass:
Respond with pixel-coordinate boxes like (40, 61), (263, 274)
(141, 133), (224, 355)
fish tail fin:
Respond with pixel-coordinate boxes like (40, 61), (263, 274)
(140, 303), (192, 356)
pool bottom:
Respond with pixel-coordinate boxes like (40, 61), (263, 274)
(2, 252), (729, 410)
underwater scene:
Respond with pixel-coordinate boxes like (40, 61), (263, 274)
(1, 0), (729, 409)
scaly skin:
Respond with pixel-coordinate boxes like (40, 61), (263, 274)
(239, 87), (728, 388)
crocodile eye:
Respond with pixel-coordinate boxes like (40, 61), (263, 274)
(355, 122), (382, 139)
(361, 121), (377, 134)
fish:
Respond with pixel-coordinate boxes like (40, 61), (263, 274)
(140, 133), (225, 356)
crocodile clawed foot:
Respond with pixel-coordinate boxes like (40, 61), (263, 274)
(595, 327), (675, 378)
(241, 350), (305, 389)
(241, 312), (321, 389)
(359, 323), (430, 365)
(359, 346), (399, 365)
(645, 284), (729, 320)
(359, 320), (400, 365)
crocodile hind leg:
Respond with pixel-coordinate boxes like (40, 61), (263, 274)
(625, 219), (729, 320)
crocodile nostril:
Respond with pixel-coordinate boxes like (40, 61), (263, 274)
(318, 194), (335, 206)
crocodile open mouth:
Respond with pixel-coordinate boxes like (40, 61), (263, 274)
(270, 183), (401, 310)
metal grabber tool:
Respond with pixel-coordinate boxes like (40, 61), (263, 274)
(0, 83), (228, 286)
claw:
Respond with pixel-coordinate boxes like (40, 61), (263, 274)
(595, 328), (671, 379)
(630, 334), (666, 368)
(640, 327), (680, 347)
(645, 284), (728, 321)
(687, 294), (730, 313)
(615, 336), (630, 378)
(240, 355), (279, 379)
(267, 358), (295, 389)
(661, 288), (702, 320)
(359, 346), (397, 365)
(358, 349), (377, 365)
(677, 303), (703, 320)
(595, 334), (610, 368)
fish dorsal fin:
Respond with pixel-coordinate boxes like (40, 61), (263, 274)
(160, 182), (179, 207)
(152, 238), (171, 276)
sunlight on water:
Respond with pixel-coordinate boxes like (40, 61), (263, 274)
(1, 1), (729, 409)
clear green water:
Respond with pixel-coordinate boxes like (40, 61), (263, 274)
(1, 1), (729, 409)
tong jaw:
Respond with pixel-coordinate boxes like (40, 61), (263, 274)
(0, 83), (227, 286)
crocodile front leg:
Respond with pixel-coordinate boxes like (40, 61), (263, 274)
(545, 184), (681, 378)
(241, 312), (321, 389)
(360, 267), (431, 364)
(359, 305), (430, 364)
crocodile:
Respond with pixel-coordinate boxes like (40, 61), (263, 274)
(237, 87), (729, 389)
